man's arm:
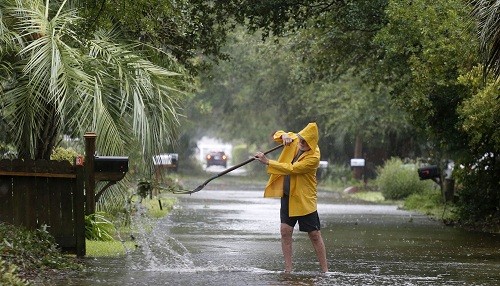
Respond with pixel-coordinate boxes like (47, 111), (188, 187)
(268, 148), (320, 175)
(273, 131), (296, 145)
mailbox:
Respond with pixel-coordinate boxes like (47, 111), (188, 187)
(153, 153), (178, 169)
(94, 156), (129, 173)
(350, 158), (365, 167)
(417, 165), (440, 180)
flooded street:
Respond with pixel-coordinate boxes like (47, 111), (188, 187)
(55, 180), (499, 286)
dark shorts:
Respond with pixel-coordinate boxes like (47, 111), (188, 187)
(280, 195), (321, 233)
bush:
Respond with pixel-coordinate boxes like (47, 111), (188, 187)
(0, 259), (28, 286)
(404, 187), (459, 224)
(376, 157), (432, 200)
(85, 212), (116, 241)
(325, 163), (352, 184)
(0, 223), (82, 281)
(232, 144), (249, 164)
(454, 165), (500, 232)
(50, 147), (79, 162)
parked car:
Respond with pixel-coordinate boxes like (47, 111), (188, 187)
(206, 151), (227, 168)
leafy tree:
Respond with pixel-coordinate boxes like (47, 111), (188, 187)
(76, 0), (234, 75)
(295, 74), (419, 165)
(372, 0), (477, 156)
(193, 28), (420, 170)
(0, 0), (187, 165)
(372, 0), (498, 228)
(282, 0), (389, 82)
(471, 0), (500, 79)
(455, 67), (500, 228)
(189, 31), (291, 145)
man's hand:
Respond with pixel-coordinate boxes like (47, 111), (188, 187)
(254, 152), (269, 165)
(281, 134), (293, 146)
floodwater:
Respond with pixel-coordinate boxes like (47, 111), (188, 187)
(52, 180), (499, 286)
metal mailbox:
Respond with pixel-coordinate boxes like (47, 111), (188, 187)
(417, 165), (440, 180)
(94, 156), (129, 173)
(350, 158), (365, 167)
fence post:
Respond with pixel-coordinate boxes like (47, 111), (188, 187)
(75, 163), (86, 257)
(84, 132), (97, 215)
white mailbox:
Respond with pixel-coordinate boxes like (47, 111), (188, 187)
(350, 158), (365, 167)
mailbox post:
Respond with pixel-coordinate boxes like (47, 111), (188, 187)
(83, 132), (129, 215)
(84, 132), (97, 215)
(350, 158), (365, 180)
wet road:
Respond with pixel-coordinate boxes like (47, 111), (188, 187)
(55, 182), (500, 285)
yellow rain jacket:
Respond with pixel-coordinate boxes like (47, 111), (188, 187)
(263, 122), (320, 217)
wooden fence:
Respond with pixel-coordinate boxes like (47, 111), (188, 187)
(0, 159), (85, 256)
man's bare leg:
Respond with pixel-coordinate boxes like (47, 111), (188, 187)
(280, 223), (294, 272)
(308, 230), (328, 272)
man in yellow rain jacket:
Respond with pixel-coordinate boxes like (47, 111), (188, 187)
(255, 122), (328, 273)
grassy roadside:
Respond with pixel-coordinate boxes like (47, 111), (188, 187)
(333, 180), (461, 227)
(85, 196), (177, 258)
(0, 194), (177, 284)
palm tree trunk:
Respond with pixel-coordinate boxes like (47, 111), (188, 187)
(18, 103), (60, 160)
(35, 104), (60, 160)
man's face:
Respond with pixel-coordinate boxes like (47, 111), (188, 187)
(299, 138), (311, 151)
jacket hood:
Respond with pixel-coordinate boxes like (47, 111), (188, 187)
(297, 122), (319, 151)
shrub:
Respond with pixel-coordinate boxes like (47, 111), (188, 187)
(376, 157), (432, 200)
(404, 188), (459, 223)
(0, 259), (28, 286)
(325, 163), (352, 184)
(454, 165), (500, 232)
(0, 223), (82, 281)
(50, 147), (79, 163)
(85, 212), (116, 241)
(232, 144), (249, 164)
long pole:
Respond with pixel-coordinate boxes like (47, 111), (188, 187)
(176, 144), (284, 194)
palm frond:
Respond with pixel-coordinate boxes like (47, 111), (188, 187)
(472, 0), (500, 79)
(83, 35), (186, 164)
(2, 0), (188, 164)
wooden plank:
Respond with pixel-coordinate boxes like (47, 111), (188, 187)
(74, 165), (86, 257)
(0, 160), (13, 224)
(48, 177), (62, 239)
(0, 159), (12, 171)
(48, 160), (74, 174)
(23, 159), (37, 228)
(0, 170), (76, 178)
(11, 159), (27, 226)
(35, 160), (50, 227)
(58, 178), (75, 249)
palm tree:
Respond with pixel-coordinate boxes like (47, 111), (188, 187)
(0, 0), (186, 164)
(472, 0), (500, 79)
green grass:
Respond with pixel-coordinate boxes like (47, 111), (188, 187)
(85, 240), (136, 257)
(403, 188), (458, 222)
(143, 197), (176, 218)
(85, 197), (176, 257)
(351, 191), (385, 202)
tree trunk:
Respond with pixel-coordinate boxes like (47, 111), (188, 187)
(353, 133), (363, 180)
(36, 104), (60, 160)
(18, 103), (60, 160)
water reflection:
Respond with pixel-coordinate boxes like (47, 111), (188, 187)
(50, 189), (500, 286)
